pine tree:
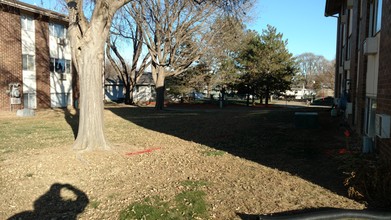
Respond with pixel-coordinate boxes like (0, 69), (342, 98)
(239, 25), (297, 105)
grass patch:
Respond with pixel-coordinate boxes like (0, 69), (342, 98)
(90, 200), (101, 209)
(119, 196), (171, 220)
(0, 115), (74, 154)
(201, 149), (225, 157)
(174, 190), (207, 219)
(119, 182), (209, 220)
(199, 145), (225, 157)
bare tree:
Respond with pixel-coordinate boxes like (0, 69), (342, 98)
(296, 52), (334, 94)
(129, 0), (241, 110)
(296, 52), (330, 89)
(66, 0), (131, 151)
(64, 0), (249, 150)
(315, 59), (335, 93)
(105, 8), (150, 104)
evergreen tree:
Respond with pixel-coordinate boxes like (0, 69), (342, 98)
(238, 25), (297, 105)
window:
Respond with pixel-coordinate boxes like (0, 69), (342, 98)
(50, 58), (71, 74)
(369, 0), (382, 36)
(21, 15), (34, 32)
(22, 54), (35, 71)
(348, 9), (353, 36)
(375, 0), (382, 33)
(50, 23), (66, 38)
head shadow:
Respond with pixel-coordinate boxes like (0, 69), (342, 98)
(8, 183), (89, 220)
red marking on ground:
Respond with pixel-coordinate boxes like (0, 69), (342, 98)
(125, 148), (161, 156)
(338, 148), (352, 154)
(324, 148), (352, 156)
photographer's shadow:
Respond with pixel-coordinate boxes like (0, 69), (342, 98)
(8, 183), (89, 220)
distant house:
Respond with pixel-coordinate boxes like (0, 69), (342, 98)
(285, 86), (316, 100)
(0, 0), (76, 111)
(104, 72), (156, 104)
(325, 0), (391, 158)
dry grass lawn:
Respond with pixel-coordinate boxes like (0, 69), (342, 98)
(0, 105), (365, 219)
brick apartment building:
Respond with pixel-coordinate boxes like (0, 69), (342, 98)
(325, 0), (391, 159)
(0, 0), (76, 111)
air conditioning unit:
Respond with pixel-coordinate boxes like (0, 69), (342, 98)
(375, 114), (390, 138)
(363, 37), (378, 55)
(347, 0), (354, 9)
(344, 60), (350, 70)
(341, 15), (348, 24)
(10, 97), (21, 105)
(57, 38), (66, 45)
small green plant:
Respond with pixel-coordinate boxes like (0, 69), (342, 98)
(90, 200), (100, 209)
(119, 196), (171, 220)
(25, 173), (33, 178)
(201, 149), (225, 156)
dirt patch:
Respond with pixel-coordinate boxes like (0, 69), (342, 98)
(0, 106), (365, 219)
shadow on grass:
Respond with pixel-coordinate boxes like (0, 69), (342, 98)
(8, 183), (89, 220)
(108, 106), (349, 197)
(62, 108), (79, 139)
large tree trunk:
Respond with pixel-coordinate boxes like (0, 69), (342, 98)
(72, 39), (109, 151)
(124, 85), (133, 105)
(66, 0), (132, 151)
(155, 69), (166, 110)
(265, 86), (270, 105)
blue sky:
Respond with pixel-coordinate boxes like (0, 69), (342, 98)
(247, 0), (337, 60)
(21, 0), (337, 60)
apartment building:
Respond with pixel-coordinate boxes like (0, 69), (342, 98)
(325, 0), (391, 159)
(0, 0), (75, 111)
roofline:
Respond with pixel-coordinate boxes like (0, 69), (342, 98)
(325, 0), (342, 17)
(0, 0), (68, 22)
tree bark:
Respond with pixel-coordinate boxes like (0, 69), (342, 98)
(265, 86), (270, 105)
(155, 69), (166, 110)
(124, 85), (133, 105)
(66, 0), (125, 151)
(73, 40), (109, 150)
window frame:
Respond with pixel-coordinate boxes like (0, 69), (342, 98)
(49, 23), (67, 38)
(22, 54), (35, 71)
(50, 58), (71, 74)
(21, 14), (34, 32)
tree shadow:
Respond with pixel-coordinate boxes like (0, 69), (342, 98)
(107, 106), (352, 198)
(63, 108), (79, 139)
(8, 183), (89, 220)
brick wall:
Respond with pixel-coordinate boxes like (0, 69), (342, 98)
(376, 0), (391, 159)
(355, 0), (371, 135)
(348, 1), (359, 128)
(35, 15), (51, 109)
(0, 6), (22, 111)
